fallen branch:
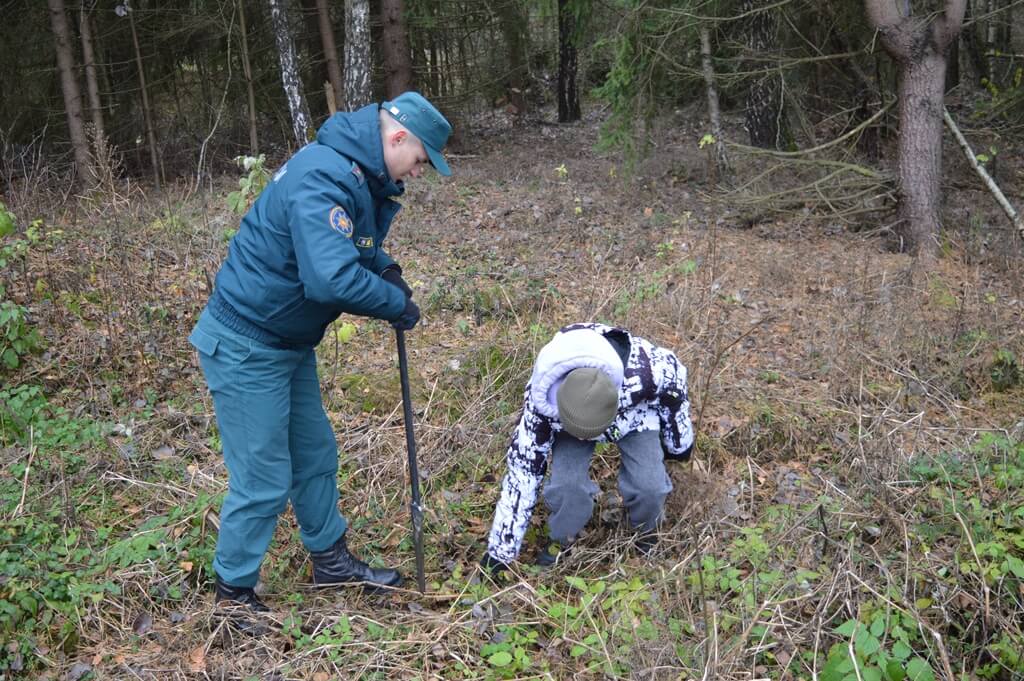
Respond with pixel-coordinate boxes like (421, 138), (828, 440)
(943, 108), (1024, 240)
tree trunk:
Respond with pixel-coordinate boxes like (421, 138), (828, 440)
(125, 1), (162, 189)
(78, 2), (105, 145)
(48, 0), (92, 188)
(495, 0), (529, 119)
(269, 0), (313, 145)
(985, 0), (997, 82)
(429, 36), (440, 96)
(1000, 2), (1011, 48)
(962, 0), (988, 82)
(865, 0), (967, 258)
(298, 0), (326, 120)
(896, 51), (946, 255)
(238, 0), (259, 154)
(315, 0), (344, 112)
(743, 0), (785, 149)
(700, 26), (733, 186)
(557, 0), (580, 122)
(945, 36), (960, 92)
(381, 0), (413, 98)
(344, 0), (372, 110)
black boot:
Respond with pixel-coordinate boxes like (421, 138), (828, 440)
(634, 533), (659, 556)
(310, 533), (403, 590)
(214, 575), (270, 611)
(214, 574), (271, 637)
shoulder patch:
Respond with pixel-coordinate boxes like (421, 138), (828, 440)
(329, 206), (354, 238)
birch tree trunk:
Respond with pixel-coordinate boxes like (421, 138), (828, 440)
(381, 0), (413, 98)
(269, 0), (313, 145)
(315, 0), (344, 112)
(238, 0), (259, 154)
(557, 0), (580, 123)
(743, 0), (785, 149)
(48, 0), (92, 188)
(78, 1), (105, 145)
(865, 0), (967, 258)
(344, 0), (372, 110)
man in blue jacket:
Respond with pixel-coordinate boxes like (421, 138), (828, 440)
(189, 92), (451, 613)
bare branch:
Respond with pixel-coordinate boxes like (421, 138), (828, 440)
(943, 107), (1024, 239)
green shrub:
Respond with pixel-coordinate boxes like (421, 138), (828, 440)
(226, 154), (270, 215)
(0, 207), (45, 369)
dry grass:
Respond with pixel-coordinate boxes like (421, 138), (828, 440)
(2, 112), (1023, 680)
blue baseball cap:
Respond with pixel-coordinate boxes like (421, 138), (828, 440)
(382, 92), (452, 176)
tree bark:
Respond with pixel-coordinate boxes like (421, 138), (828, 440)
(557, 0), (580, 122)
(429, 34), (440, 96)
(298, 0), (327, 120)
(495, 0), (529, 119)
(985, 0), (997, 82)
(344, 0), (372, 110)
(315, 0), (344, 112)
(381, 0), (413, 98)
(864, 0), (967, 258)
(945, 36), (960, 92)
(78, 2), (105, 145)
(269, 0), (313, 145)
(48, 0), (92, 188)
(238, 0), (259, 154)
(700, 26), (733, 186)
(962, 0), (988, 82)
(125, 0), (162, 189)
(743, 0), (785, 149)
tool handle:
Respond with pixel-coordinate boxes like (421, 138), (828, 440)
(395, 329), (426, 594)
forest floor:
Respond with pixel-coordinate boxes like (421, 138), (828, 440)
(2, 104), (1024, 680)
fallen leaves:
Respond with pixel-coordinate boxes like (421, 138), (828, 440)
(188, 645), (206, 673)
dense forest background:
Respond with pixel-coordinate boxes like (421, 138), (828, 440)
(3, 0), (1024, 253)
(2, 1), (1024, 679)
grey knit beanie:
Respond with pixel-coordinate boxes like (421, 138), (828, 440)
(556, 368), (618, 440)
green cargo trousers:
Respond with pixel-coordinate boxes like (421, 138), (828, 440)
(189, 310), (346, 588)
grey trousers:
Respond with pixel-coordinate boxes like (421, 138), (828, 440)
(543, 429), (673, 545)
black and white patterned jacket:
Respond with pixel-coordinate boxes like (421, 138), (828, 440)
(485, 323), (694, 564)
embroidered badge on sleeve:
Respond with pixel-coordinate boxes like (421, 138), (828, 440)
(329, 206), (354, 238)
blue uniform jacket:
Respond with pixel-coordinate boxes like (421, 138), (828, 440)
(208, 104), (407, 347)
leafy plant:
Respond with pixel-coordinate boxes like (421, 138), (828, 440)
(334, 321), (357, 344)
(226, 154), (270, 215)
(0, 209), (46, 369)
(822, 610), (934, 681)
(0, 300), (41, 369)
(0, 203), (14, 238)
(0, 385), (105, 454)
(480, 625), (539, 678)
(0, 511), (122, 672)
(989, 348), (1021, 391)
